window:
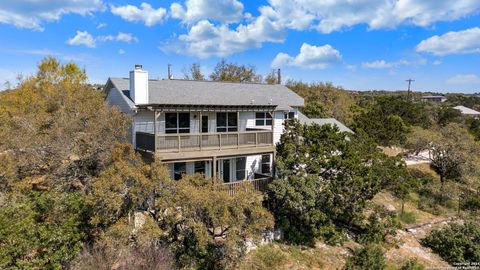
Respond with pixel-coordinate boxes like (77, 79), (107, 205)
(236, 157), (246, 181)
(216, 112), (237, 132)
(284, 111), (295, 120)
(173, 162), (186, 180)
(255, 112), (273, 126)
(201, 115), (208, 133)
(261, 154), (271, 174)
(165, 113), (190, 134)
(194, 161), (206, 175)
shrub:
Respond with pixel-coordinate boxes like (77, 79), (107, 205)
(400, 258), (425, 270)
(421, 222), (480, 263)
(398, 211), (416, 224)
(358, 206), (400, 245)
(343, 245), (385, 270)
(238, 245), (288, 270)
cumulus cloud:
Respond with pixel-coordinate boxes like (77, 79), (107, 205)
(271, 43), (342, 69)
(111, 2), (167, 26)
(67, 31), (139, 48)
(0, 0), (104, 31)
(416, 27), (480, 56)
(67, 31), (96, 48)
(170, 0), (244, 23)
(262, 0), (480, 33)
(447, 74), (480, 84)
(362, 59), (410, 69)
(175, 13), (285, 58)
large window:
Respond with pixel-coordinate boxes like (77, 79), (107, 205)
(236, 157), (246, 181)
(165, 113), (190, 134)
(255, 112), (273, 126)
(173, 162), (186, 180)
(216, 112), (237, 132)
(194, 161), (206, 175)
(261, 154), (271, 174)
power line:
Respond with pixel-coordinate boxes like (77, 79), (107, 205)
(406, 79), (415, 101)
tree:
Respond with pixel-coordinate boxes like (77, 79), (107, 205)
(0, 191), (89, 269)
(436, 106), (463, 127)
(405, 125), (478, 193)
(421, 222), (480, 263)
(156, 174), (274, 269)
(286, 81), (355, 123)
(353, 110), (409, 146)
(268, 120), (394, 244)
(343, 245), (386, 270)
(0, 57), (130, 192)
(209, 59), (262, 83)
(264, 70), (279, 84)
(183, 63), (205, 80)
(301, 101), (329, 118)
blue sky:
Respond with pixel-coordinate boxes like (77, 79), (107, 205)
(0, 0), (479, 93)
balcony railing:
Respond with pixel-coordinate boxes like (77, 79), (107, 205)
(220, 174), (273, 196)
(155, 131), (273, 153)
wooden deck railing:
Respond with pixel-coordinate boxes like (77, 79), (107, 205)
(156, 131), (273, 153)
(220, 175), (273, 196)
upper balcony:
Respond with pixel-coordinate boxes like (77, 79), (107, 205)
(137, 130), (273, 154)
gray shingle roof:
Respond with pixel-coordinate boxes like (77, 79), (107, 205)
(298, 111), (353, 133)
(108, 78), (304, 109)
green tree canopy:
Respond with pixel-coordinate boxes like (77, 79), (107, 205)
(209, 59), (262, 83)
(268, 120), (397, 244)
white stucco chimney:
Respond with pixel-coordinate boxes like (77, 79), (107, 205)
(129, 64), (149, 104)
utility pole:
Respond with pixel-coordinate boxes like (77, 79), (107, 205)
(406, 79), (415, 101)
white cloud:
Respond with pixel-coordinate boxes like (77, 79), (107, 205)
(96, 22), (107, 29)
(67, 31), (96, 48)
(447, 74), (480, 84)
(433, 60), (442, 65)
(416, 27), (480, 56)
(361, 59), (412, 69)
(115, 32), (139, 43)
(271, 43), (342, 69)
(0, 0), (104, 31)
(67, 31), (139, 48)
(118, 49), (126, 55)
(170, 0), (244, 23)
(111, 3), (167, 26)
(262, 0), (480, 33)
(175, 14), (285, 58)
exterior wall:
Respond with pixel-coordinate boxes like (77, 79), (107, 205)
(272, 108), (298, 145)
(166, 153), (272, 182)
(106, 87), (133, 114)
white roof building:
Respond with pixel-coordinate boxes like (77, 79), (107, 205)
(453, 105), (480, 116)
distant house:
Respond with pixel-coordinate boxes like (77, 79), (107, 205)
(421, 95), (447, 102)
(453, 105), (480, 116)
(103, 65), (352, 192)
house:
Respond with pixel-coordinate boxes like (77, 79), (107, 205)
(453, 105), (480, 117)
(104, 65), (350, 188)
(420, 95), (447, 102)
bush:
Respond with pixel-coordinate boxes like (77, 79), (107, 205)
(358, 206), (400, 245)
(400, 258), (425, 270)
(398, 211), (416, 224)
(343, 245), (385, 270)
(238, 245), (288, 270)
(421, 222), (480, 263)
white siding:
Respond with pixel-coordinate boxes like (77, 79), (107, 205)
(134, 111), (155, 134)
(105, 87), (133, 115)
(273, 112), (285, 145)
